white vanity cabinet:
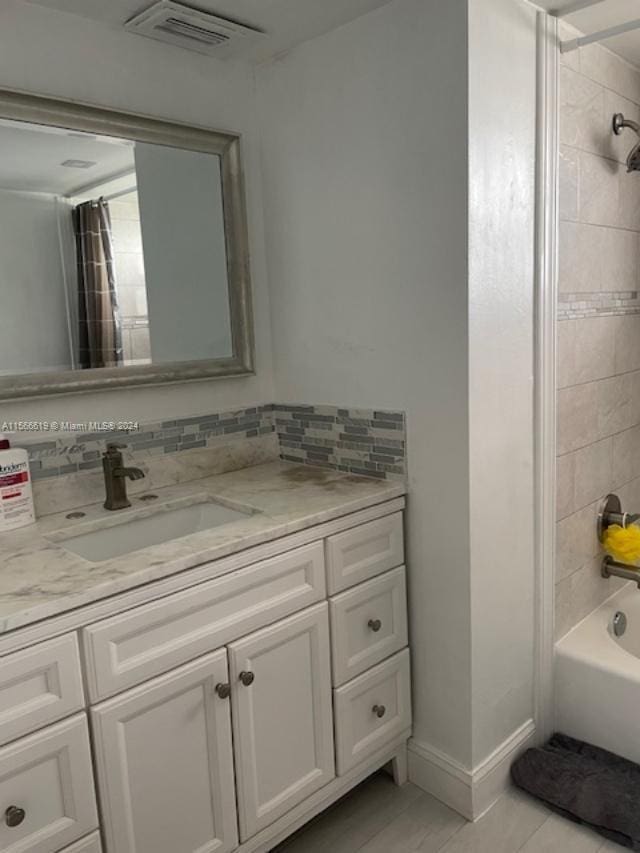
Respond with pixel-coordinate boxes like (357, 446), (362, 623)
(0, 499), (410, 853)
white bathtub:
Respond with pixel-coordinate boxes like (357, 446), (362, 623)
(556, 583), (640, 763)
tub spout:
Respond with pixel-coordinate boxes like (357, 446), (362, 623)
(602, 556), (640, 589)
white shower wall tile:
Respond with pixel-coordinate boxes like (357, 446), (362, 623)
(578, 40), (640, 106)
(557, 452), (576, 522)
(558, 222), (639, 295)
(557, 370), (640, 455)
(556, 316), (616, 389)
(556, 501), (601, 584)
(571, 437), (613, 512)
(615, 314), (640, 373)
(578, 149), (621, 228)
(559, 65), (606, 156)
(557, 382), (601, 455)
(559, 145), (579, 221)
(612, 423), (640, 485)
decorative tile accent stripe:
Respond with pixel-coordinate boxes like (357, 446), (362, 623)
(17, 405), (276, 481)
(275, 404), (406, 481)
(558, 291), (640, 320)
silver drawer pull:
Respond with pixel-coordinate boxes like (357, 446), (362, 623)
(368, 619), (382, 633)
(5, 806), (26, 828)
(372, 704), (386, 719)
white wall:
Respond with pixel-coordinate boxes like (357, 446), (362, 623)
(0, 189), (72, 375)
(0, 0), (274, 423)
(258, 0), (538, 783)
(468, 0), (537, 767)
(257, 0), (473, 766)
(135, 144), (232, 363)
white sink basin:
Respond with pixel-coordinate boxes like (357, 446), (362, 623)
(55, 500), (251, 562)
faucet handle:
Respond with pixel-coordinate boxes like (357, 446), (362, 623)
(105, 442), (127, 456)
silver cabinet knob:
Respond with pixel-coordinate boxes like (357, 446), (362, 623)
(372, 704), (386, 719)
(5, 806), (25, 828)
(239, 671), (255, 687)
(368, 619), (382, 633)
(215, 682), (231, 699)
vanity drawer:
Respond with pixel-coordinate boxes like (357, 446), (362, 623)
(83, 542), (326, 701)
(0, 715), (98, 853)
(325, 512), (404, 594)
(333, 649), (411, 775)
(330, 566), (408, 686)
(58, 832), (102, 853)
(0, 634), (85, 746)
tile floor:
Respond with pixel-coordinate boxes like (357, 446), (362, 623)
(271, 771), (625, 853)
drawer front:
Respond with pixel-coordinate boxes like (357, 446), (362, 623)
(0, 634), (85, 746)
(326, 513), (404, 594)
(334, 649), (411, 775)
(83, 542), (326, 701)
(0, 715), (98, 853)
(59, 832), (102, 853)
(330, 566), (408, 686)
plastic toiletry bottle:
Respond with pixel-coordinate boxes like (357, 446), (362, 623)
(0, 434), (35, 530)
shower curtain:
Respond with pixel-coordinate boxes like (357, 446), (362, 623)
(73, 199), (123, 369)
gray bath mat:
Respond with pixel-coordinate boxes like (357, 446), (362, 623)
(512, 733), (640, 850)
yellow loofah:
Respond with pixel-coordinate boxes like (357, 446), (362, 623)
(602, 523), (640, 565)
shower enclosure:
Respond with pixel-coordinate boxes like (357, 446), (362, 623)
(552, 6), (640, 760)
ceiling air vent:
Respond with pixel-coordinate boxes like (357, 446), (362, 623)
(125, 1), (265, 57)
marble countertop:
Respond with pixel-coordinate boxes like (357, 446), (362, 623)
(0, 462), (405, 635)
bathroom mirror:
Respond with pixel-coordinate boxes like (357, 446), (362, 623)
(0, 89), (254, 399)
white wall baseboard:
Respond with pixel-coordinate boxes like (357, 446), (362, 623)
(408, 719), (536, 821)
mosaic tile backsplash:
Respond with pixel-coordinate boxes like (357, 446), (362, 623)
(19, 405), (276, 480)
(15, 403), (407, 484)
(276, 404), (406, 481)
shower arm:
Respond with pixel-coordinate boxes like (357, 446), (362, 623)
(613, 113), (640, 137)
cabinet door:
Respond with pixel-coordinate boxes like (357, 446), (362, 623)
(92, 651), (237, 853)
(229, 603), (334, 841)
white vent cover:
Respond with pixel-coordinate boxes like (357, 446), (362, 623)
(125, 1), (265, 57)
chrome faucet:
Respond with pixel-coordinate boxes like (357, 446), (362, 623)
(102, 443), (145, 511)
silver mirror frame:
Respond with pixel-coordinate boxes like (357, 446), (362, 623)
(0, 88), (255, 400)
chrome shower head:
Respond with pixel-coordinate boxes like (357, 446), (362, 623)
(613, 113), (640, 173)
(628, 143), (640, 173)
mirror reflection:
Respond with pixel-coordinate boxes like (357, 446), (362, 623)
(0, 118), (233, 375)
